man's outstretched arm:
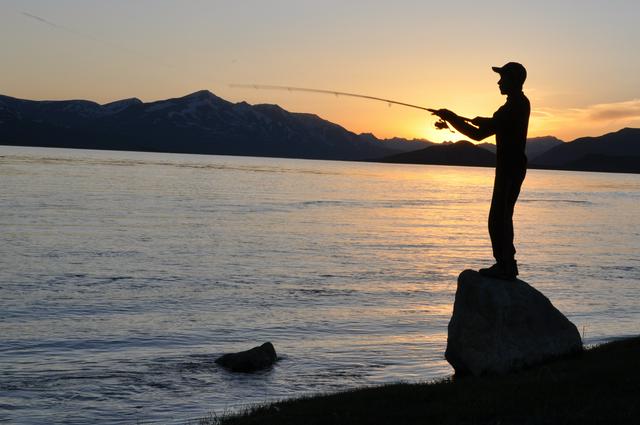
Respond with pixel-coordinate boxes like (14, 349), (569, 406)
(432, 109), (494, 141)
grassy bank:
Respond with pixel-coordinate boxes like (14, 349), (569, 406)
(197, 336), (640, 425)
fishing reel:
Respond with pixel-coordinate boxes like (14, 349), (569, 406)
(434, 118), (455, 133)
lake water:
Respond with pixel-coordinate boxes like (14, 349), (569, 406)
(1, 146), (639, 424)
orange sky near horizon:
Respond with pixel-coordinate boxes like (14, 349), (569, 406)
(2, 1), (639, 143)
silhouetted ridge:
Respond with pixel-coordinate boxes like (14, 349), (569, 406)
(532, 128), (640, 169)
(377, 140), (496, 167)
(1, 91), (638, 172)
(477, 136), (564, 160)
(0, 90), (428, 160)
(182, 89), (221, 100)
(102, 98), (143, 114)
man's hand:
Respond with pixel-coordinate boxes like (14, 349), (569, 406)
(431, 108), (458, 122)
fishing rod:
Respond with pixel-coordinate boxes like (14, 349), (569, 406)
(229, 84), (472, 131)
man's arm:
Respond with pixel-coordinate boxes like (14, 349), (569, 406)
(433, 109), (495, 141)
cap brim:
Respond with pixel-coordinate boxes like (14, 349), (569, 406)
(492, 66), (502, 73)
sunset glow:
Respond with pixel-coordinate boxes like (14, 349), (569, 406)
(2, 0), (639, 143)
(3, 2), (640, 422)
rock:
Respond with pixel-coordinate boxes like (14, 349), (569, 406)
(215, 342), (278, 373)
(445, 270), (582, 376)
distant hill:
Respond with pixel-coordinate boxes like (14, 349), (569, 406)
(477, 136), (564, 160)
(525, 136), (565, 160)
(376, 131), (640, 174)
(377, 140), (496, 167)
(0, 91), (428, 161)
(1, 91), (638, 173)
(476, 142), (497, 153)
(359, 133), (434, 152)
(532, 128), (640, 170)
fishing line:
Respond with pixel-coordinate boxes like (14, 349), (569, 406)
(20, 10), (175, 70)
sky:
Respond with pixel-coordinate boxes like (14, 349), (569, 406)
(1, 0), (639, 143)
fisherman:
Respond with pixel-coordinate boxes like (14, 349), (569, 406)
(431, 62), (530, 280)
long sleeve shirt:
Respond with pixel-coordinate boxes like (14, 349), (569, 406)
(481, 92), (530, 172)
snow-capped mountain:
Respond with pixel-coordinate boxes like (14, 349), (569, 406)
(0, 90), (430, 160)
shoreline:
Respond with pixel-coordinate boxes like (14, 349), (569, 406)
(197, 335), (640, 425)
(2, 144), (639, 175)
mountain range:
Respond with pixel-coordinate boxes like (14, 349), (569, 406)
(0, 90), (429, 161)
(379, 140), (496, 167)
(377, 130), (640, 173)
(477, 136), (564, 162)
(531, 128), (640, 173)
(1, 90), (638, 173)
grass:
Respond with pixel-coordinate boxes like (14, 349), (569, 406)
(193, 336), (640, 425)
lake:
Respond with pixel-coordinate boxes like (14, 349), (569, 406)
(1, 146), (639, 424)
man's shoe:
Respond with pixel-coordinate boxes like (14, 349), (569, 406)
(479, 262), (517, 280)
(479, 263), (504, 277)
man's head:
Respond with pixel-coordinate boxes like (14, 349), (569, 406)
(492, 62), (527, 95)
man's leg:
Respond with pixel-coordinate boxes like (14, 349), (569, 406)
(488, 171), (507, 263)
(481, 169), (525, 279)
(500, 173), (524, 269)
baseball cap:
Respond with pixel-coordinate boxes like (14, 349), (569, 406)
(492, 62), (527, 85)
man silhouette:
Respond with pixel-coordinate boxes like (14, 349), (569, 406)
(432, 62), (530, 280)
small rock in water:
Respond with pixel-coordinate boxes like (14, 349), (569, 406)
(215, 342), (278, 373)
(445, 270), (583, 376)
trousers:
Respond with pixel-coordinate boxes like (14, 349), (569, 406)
(489, 166), (526, 264)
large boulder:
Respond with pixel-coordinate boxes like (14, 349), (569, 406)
(215, 342), (278, 373)
(445, 270), (582, 376)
